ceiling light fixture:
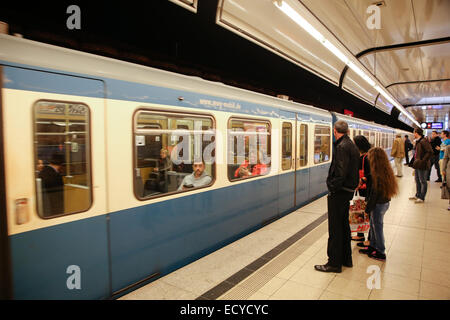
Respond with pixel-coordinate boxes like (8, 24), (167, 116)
(273, 0), (419, 127)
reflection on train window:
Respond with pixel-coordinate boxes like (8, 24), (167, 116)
(299, 124), (308, 167)
(228, 118), (271, 181)
(314, 125), (330, 164)
(282, 122), (292, 170)
(134, 111), (215, 199)
(34, 101), (92, 218)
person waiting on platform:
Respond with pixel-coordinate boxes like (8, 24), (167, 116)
(314, 120), (360, 273)
(409, 128), (433, 203)
(351, 135), (372, 244)
(359, 147), (398, 261)
(391, 133), (405, 177)
(178, 160), (212, 191)
(404, 135), (413, 165)
(442, 144), (450, 211)
(436, 130), (450, 182)
(428, 130), (442, 182)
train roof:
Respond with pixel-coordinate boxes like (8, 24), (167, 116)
(0, 34), (331, 120)
(333, 112), (397, 132)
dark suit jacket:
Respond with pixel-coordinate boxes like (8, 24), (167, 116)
(39, 166), (64, 217)
(327, 135), (360, 194)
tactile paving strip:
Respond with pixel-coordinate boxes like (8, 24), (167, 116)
(196, 212), (328, 300)
(218, 222), (328, 300)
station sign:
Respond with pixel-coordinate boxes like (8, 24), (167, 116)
(421, 122), (443, 129)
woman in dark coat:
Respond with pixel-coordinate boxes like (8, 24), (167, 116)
(352, 135), (372, 244)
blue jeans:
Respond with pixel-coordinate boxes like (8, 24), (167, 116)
(369, 202), (390, 254)
(415, 169), (428, 200)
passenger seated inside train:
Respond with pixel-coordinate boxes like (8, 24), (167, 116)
(178, 160), (212, 191)
(234, 150), (269, 178)
(145, 148), (173, 193)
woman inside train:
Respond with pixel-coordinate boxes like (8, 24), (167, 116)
(234, 149), (268, 178)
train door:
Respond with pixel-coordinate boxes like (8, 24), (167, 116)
(295, 119), (309, 206)
(1, 65), (110, 299)
(278, 111), (296, 214)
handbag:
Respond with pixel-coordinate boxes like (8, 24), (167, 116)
(442, 183), (449, 200)
(349, 191), (370, 233)
(358, 154), (367, 190)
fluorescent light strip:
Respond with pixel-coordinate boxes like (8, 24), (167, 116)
(274, 0), (419, 127)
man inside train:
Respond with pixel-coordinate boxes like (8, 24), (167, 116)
(38, 153), (65, 217)
(178, 159), (212, 191)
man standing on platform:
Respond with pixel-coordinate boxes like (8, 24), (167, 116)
(391, 133), (405, 177)
(404, 135), (413, 165)
(409, 128), (433, 203)
(315, 120), (360, 273)
(428, 130), (442, 182)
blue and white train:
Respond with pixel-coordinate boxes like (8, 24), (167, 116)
(0, 34), (412, 299)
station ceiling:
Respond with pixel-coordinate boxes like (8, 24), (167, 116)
(1, 0), (448, 130)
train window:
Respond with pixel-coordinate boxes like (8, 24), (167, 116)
(299, 124), (308, 167)
(369, 131), (376, 146)
(228, 118), (271, 181)
(363, 130), (369, 139)
(282, 122), (292, 170)
(34, 101), (92, 218)
(134, 111), (215, 199)
(313, 125), (330, 164)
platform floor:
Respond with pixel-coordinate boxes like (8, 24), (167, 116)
(120, 164), (450, 300)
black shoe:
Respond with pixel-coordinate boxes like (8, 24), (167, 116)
(368, 250), (386, 261)
(435, 179), (442, 182)
(359, 247), (373, 254)
(314, 263), (342, 273)
(357, 242), (368, 248)
(343, 262), (353, 268)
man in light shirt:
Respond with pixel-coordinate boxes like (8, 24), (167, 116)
(437, 130), (450, 181)
(178, 160), (212, 191)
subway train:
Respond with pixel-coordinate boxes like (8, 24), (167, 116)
(0, 34), (412, 299)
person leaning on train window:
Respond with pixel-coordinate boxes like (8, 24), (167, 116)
(234, 149), (268, 178)
(315, 120), (360, 273)
(39, 153), (65, 217)
(178, 159), (212, 191)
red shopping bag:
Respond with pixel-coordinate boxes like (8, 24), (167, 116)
(349, 191), (370, 232)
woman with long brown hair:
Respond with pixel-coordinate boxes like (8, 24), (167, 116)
(359, 147), (399, 261)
